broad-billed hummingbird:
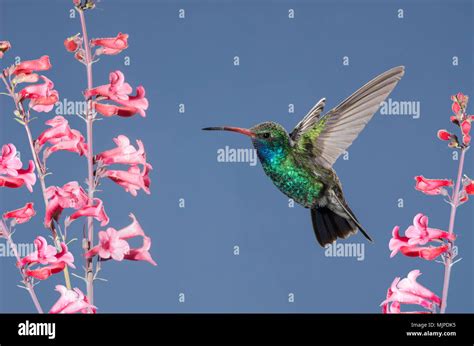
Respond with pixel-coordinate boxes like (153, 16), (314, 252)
(203, 66), (404, 246)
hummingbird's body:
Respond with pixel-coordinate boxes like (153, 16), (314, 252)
(204, 66), (405, 246)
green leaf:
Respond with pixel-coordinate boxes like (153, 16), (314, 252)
(13, 118), (25, 125)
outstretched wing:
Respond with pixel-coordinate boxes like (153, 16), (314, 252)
(289, 98), (326, 142)
(292, 66), (405, 168)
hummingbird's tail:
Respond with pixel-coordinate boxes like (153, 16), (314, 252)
(310, 205), (372, 247)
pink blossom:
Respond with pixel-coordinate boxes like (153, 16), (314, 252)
(3, 202), (36, 224)
(104, 164), (151, 196)
(414, 176), (452, 195)
(67, 198), (109, 226)
(0, 144), (22, 176)
(437, 129), (452, 141)
(85, 214), (157, 266)
(405, 213), (455, 246)
(64, 34), (82, 52)
(0, 41), (11, 59)
(12, 55), (51, 75)
(95, 135), (147, 166)
(91, 32), (128, 55)
(0, 160), (37, 192)
(49, 285), (96, 314)
(45, 181), (89, 226)
(85, 70), (148, 117)
(12, 73), (40, 85)
(43, 129), (88, 160)
(381, 270), (440, 313)
(18, 236), (57, 266)
(389, 214), (453, 261)
(37, 116), (74, 146)
(18, 75), (59, 112)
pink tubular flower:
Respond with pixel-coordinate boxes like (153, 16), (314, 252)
(389, 214), (454, 261)
(12, 55), (51, 75)
(0, 144), (22, 176)
(45, 181), (89, 226)
(64, 34), (82, 52)
(67, 198), (109, 227)
(3, 202), (36, 224)
(0, 41), (11, 58)
(18, 76), (59, 112)
(18, 236), (75, 280)
(414, 176), (452, 196)
(37, 116), (88, 160)
(95, 135), (147, 166)
(0, 160), (36, 192)
(91, 32), (128, 55)
(49, 285), (96, 314)
(85, 70), (148, 117)
(85, 213), (157, 266)
(381, 270), (440, 313)
(104, 164), (151, 196)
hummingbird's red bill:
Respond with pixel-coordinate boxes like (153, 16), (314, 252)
(202, 126), (255, 138)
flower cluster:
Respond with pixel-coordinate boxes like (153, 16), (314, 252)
(0, 2), (156, 315)
(382, 93), (471, 314)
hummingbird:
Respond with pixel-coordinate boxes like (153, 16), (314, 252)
(203, 66), (405, 247)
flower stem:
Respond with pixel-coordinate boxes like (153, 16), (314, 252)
(0, 220), (44, 313)
(78, 8), (95, 305)
(0, 73), (72, 290)
(440, 147), (466, 313)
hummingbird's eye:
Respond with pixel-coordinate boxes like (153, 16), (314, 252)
(262, 132), (271, 139)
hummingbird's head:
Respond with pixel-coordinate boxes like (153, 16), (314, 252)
(203, 122), (290, 163)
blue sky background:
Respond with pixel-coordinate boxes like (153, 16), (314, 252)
(0, 0), (473, 313)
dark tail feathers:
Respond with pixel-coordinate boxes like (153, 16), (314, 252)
(311, 207), (371, 247)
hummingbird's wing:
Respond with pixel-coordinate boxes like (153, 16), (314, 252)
(289, 98), (326, 142)
(292, 66), (405, 169)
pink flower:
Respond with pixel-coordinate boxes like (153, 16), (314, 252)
(0, 41), (11, 59)
(37, 116), (74, 146)
(92, 227), (130, 261)
(451, 92), (468, 115)
(95, 135), (147, 166)
(0, 160), (37, 192)
(0, 144), (22, 176)
(45, 181), (89, 226)
(85, 214), (157, 266)
(3, 202), (36, 224)
(437, 129), (452, 141)
(18, 236), (75, 280)
(18, 236), (57, 266)
(91, 32), (128, 55)
(67, 198), (109, 227)
(64, 34), (82, 53)
(414, 176), (452, 196)
(85, 71), (148, 117)
(18, 76), (59, 112)
(49, 285), (96, 314)
(12, 55), (51, 75)
(465, 180), (474, 195)
(405, 213), (455, 246)
(381, 270), (440, 313)
(389, 214), (454, 261)
(104, 164), (151, 196)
